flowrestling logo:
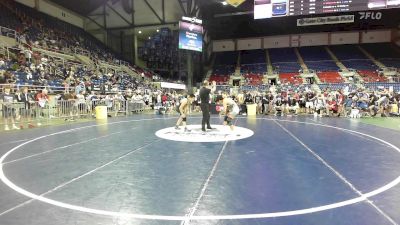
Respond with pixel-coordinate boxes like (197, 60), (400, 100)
(359, 11), (382, 20)
(155, 125), (254, 142)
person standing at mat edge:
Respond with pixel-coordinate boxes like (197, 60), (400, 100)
(199, 80), (216, 132)
(175, 94), (195, 132)
(216, 95), (239, 131)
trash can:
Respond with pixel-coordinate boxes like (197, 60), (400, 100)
(95, 106), (107, 119)
(246, 104), (257, 116)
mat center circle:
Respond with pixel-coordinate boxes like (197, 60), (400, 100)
(155, 125), (254, 142)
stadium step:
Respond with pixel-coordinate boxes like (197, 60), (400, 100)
(0, 35), (17, 47)
(353, 71), (364, 83)
(325, 46), (349, 72)
(313, 73), (322, 84)
(33, 46), (76, 61)
(121, 65), (141, 80)
(237, 51), (241, 68)
(74, 54), (93, 66)
(294, 48), (309, 73)
(395, 23), (400, 50)
(311, 83), (321, 93)
(265, 49), (274, 75)
(205, 69), (213, 80)
(357, 45), (386, 69)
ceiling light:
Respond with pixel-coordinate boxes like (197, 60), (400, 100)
(148, 37), (151, 40)
(138, 30), (142, 34)
(156, 29), (160, 32)
(222, 1), (228, 5)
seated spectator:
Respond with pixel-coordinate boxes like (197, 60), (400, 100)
(326, 96), (338, 117)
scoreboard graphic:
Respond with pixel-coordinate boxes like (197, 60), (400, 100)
(254, 0), (400, 19)
(178, 21), (203, 52)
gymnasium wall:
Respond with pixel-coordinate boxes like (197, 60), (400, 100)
(330, 32), (360, 45)
(263, 35), (290, 49)
(212, 29), (392, 52)
(299, 33), (329, 47)
(237, 38), (262, 50)
(212, 40), (235, 52)
(16, 0), (84, 28)
(15, 0), (35, 8)
(360, 30), (392, 43)
(394, 24), (400, 47)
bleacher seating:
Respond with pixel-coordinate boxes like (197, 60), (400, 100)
(379, 59), (400, 68)
(298, 46), (339, 72)
(299, 46), (332, 61)
(279, 83), (312, 92)
(138, 28), (182, 71)
(363, 43), (400, 59)
(329, 45), (367, 60)
(0, 0), (129, 65)
(241, 64), (267, 74)
(268, 48), (301, 73)
(318, 83), (357, 92)
(341, 59), (379, 71)
(279, 73), (303, 85)
(269, 48), (298, 63)
(241, 49), (266, 64)
(0, 0), (155, 92)
(358, 70), (388, 82)
(213, 64), (235, 75)
(243, 73), (263, 85)
(240, 84), (269, 92)
(0, 5), (22, 31)
(363, 43), (400, 69)
(272, 62), (301, 73)
(209, 74), (230, 85)
(306, 60), (339, 72)
(210, 51), (238, 84)
(240, 50), (267, 74)
(364, 82), (400, 92)
(317, 72), (344, 83)
(215, 51), (238, 65)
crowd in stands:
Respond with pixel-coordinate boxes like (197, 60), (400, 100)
(209, 44), (399, 88)
(0, 0), (161, 91)
(0, 0), (179, 130)
(2, 0), (121, 63)
(212, 84), (399, 118)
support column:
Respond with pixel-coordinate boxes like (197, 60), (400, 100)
(34, 0), (39, 10)
(187, 52), (193, 92)
(103, 4), (108, 45)
(120, 31), (124, 55)
(133, 34), (138, 65)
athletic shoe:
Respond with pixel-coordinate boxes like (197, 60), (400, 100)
(20, 125), (24, 129)
(175, 126), (181, 130)
(206, 127), (215, 130)
(28, 124), (35, 128)
(4, 125), (10, 131)
(184, 127), (191, 132)
(12, 125), (20, 130)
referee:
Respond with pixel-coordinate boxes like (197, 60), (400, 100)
(199, 80), (216, 132)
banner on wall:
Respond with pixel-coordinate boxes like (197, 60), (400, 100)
(297, 15), (355, 26)
(160, 82), (186, 90)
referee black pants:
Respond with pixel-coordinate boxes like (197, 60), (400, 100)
(200, 103), (211, 131)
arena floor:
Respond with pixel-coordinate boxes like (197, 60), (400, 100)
(0, 115), (400, 225)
